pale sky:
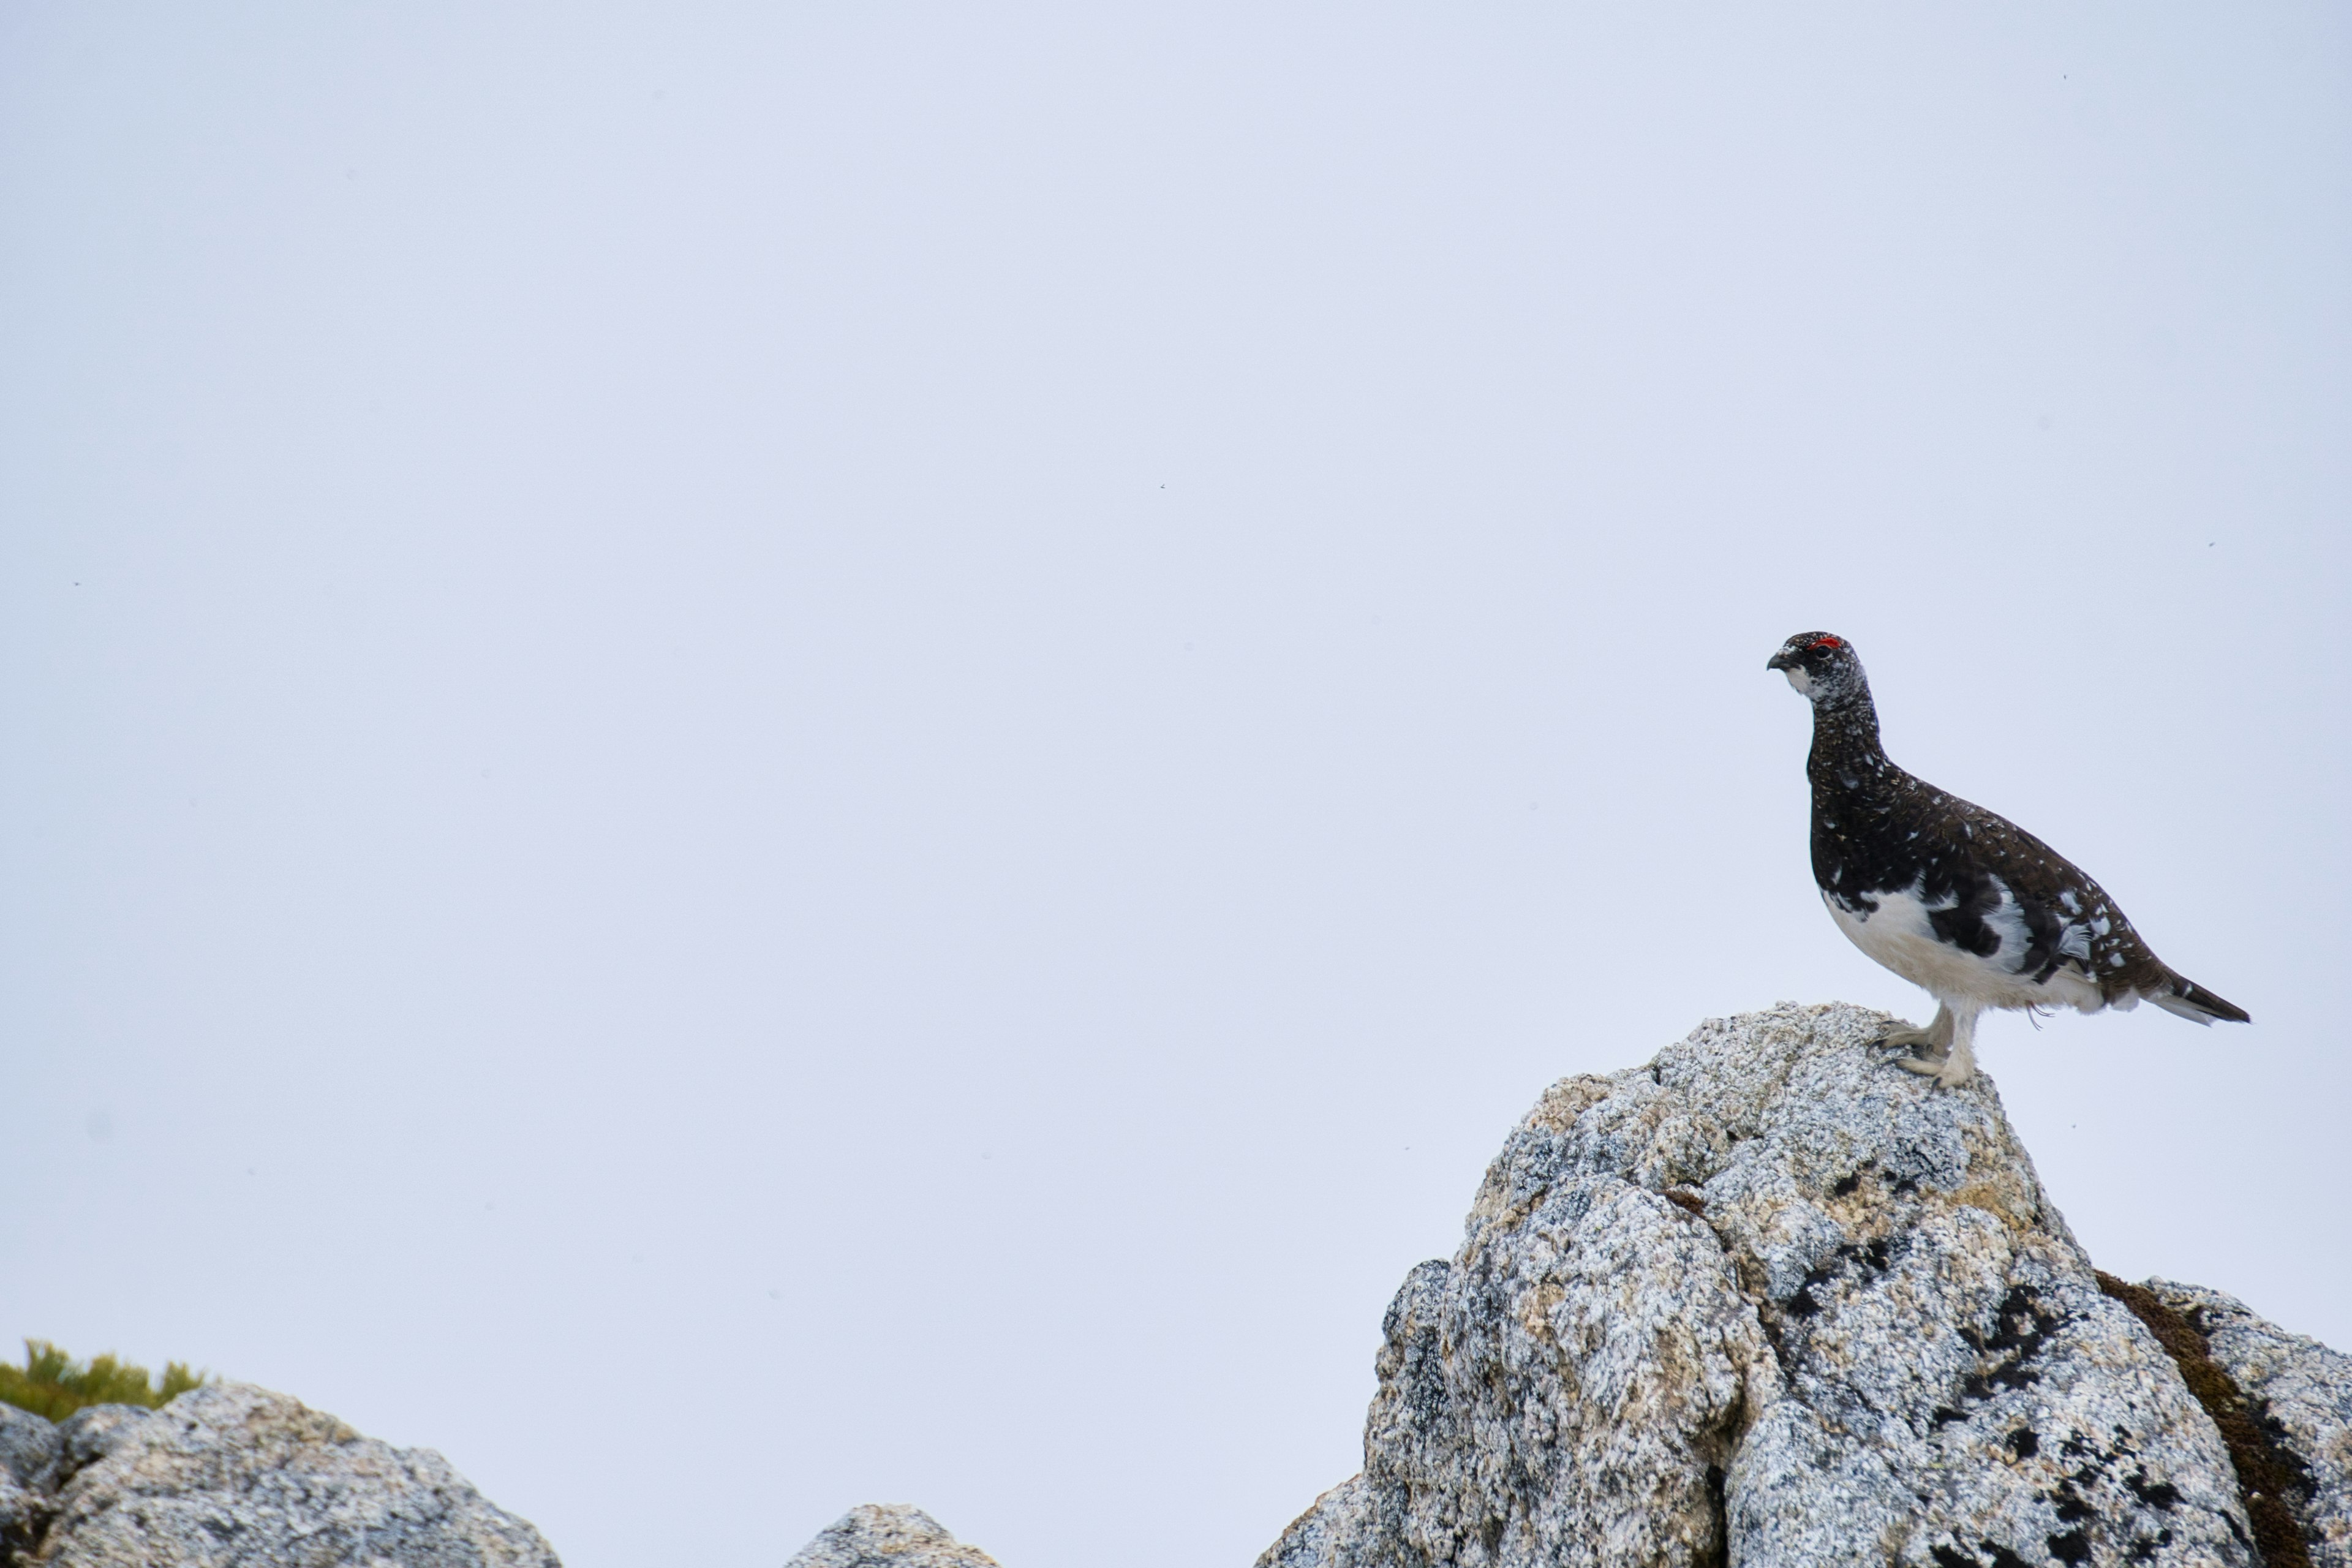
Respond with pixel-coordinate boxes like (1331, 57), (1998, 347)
(2, 8), (2346, 1568)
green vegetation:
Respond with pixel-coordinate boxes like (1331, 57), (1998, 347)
(0, 1341), (207, 1422)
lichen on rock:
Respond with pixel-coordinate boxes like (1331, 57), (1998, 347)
(2147, 1279), (2352, 1567)
(1258, 1002), (2335, 1568)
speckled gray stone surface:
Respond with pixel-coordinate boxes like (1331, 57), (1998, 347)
(51, 1406), (149, 1477)
(2152, 1278), (2352, 1567)
(785, 1505), (1003, 1568)
(28, 1381), (560, 1567)
(1257, 1003), (2335, 1568)
(0, 1404), (62, 1498)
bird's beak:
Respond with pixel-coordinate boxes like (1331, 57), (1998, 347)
(1766, 650), (1797, 672)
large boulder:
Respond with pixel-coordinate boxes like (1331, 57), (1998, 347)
(1260, 1002), (2345, 1568)
(14, 1381), (559, 1567)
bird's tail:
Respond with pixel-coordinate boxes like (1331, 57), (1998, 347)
(2148, 972), (2251, 1025)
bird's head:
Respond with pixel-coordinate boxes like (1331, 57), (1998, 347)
(1766, 631), (1866, 704)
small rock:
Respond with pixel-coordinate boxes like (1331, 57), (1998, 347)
(32, 1381), (560, 1567)
(786, 1505), (1003, 1568)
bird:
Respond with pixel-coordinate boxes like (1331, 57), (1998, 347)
(1767, 631), (2247, 1087)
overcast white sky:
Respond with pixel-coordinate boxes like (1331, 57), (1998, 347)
(2, 6), (2347, 1568)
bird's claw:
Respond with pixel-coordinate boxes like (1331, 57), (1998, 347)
(1874, 1021), (1966, 1085)
(1878, 1036), (1976, 1088)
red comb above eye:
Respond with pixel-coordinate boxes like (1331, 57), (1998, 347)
(1811, 636), (1842, 650)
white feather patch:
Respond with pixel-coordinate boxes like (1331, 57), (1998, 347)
(1825, 880), (2106, 1014)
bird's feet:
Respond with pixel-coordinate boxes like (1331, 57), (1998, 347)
(1882, 1034), (1975, 1086)
(1876, 1021), (1975, 1088)
(1890, 1049), (1952, 1080)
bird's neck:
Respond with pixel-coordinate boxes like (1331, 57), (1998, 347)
(1806, 690), (1892, 792)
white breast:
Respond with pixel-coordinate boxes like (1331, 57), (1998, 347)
(1825, 881), (2106, 1014)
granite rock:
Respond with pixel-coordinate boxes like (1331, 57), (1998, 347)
(0, 1405), (62, 1547)
(48, 1408), (146, 1479)
(27, 1381), (560, 1567)
(1262, 1479), (1376, 1568)
(786, 1505), (1003, 1568)
(0, 1407), (60, 1497)
(1257, 1002), (2328, 1568)
(2152, 1279), (2352, 1567)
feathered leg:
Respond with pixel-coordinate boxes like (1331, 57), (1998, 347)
(1934, 1009), (1980, 1088)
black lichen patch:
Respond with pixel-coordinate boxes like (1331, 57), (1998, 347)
(2006, 1425), (2040, 1460)
(1784, 1259), (1839, 1321)
(2097, 1270), (2315, 1568)
(1980, 1287), (2063, 1357)
(1842, 1236), (1893, 1274)
(2124, 1468), (2181, 1510)
(2046, 1481), (2094, 1524)
(1780, 1237), (1901, 1324)
(1832, 1172), (1862, 1197)
(1950, 1285), (2063, 1403)
(2029, 1427), (2236, 1566)
(1926, 1539), (2039, 1568)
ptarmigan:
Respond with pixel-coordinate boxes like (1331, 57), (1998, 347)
(1768, 631), (2248, 1087)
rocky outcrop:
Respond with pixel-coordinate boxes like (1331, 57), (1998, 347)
(786, 1506), (1004, 1568)
(2145, 1280), (2352, 1567)
(1, 1382), (559, 1567)
(1259, 1002), (2349, 1568)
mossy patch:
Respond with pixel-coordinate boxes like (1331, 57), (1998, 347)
(2095, 1272), (2312, 1568)
(0, 1340), (207, 1422)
